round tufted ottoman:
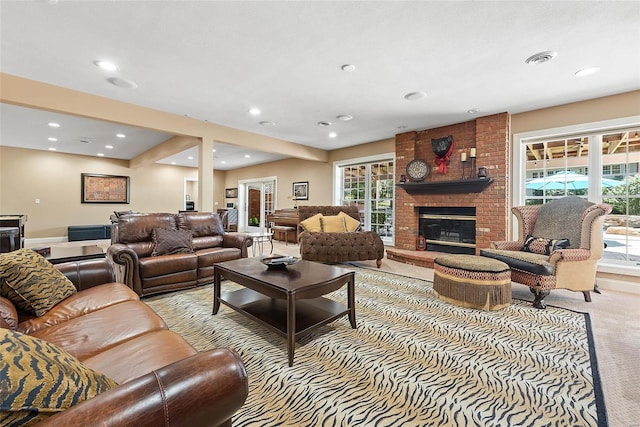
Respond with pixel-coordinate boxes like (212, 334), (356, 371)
(433, 255), (512, 311)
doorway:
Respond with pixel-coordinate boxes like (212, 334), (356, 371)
(238, 177), (276, 233)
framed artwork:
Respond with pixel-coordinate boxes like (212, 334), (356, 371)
(225, 187), (238, 198)
(81, 173), (130, 204)
(292, 181), (309, 200)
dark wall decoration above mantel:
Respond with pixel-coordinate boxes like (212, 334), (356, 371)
(432, 135), (454, 174)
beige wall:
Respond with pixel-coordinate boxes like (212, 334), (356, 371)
(223, 138), (395, 210)
(512, 90), (640, 134)
(0, 146), (209, 238)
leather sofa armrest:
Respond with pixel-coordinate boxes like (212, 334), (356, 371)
(222, 234), (253, 258)
(56, 258), (116, 291)
(37, 349), (248, 427)
(489, 240), (523, 251)
(107, 243), (142, 295)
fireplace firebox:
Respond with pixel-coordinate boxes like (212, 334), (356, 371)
(418, 207), (476, 254)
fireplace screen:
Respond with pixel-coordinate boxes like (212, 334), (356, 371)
(419, 207), (476, 254)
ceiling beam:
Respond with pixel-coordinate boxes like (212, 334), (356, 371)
(0, 73), (328, 163)
(130, 136), (201, 168)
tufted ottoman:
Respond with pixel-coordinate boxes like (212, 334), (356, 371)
(433, 255), (512, 310)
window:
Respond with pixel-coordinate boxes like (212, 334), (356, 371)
(334, 154), (395, 244)
(517, 121), (640, 270)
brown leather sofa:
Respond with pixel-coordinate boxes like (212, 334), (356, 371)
(0, 258), (248, 426)
(298, 206), (385, 267)
(108, 212), (253, 297)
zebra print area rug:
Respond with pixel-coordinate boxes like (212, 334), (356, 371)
(144, 266), (607, 427)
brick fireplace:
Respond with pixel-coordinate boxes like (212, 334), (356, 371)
(388, 113), (511, 267)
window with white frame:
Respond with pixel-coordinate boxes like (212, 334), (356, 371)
(517, 121), (640, 269)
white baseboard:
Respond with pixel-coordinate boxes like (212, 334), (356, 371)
(597, 277), (640, 295)
(25, 237), (67, 245)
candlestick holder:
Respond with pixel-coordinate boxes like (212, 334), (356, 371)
(470, 157), (476, 179)
(461, 160), (467, 180)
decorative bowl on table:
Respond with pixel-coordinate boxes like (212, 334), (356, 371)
(261, 256), (300, 269)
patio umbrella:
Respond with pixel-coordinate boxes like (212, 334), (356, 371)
(526, 170), (622, 191)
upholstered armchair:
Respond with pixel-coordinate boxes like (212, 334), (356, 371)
(480, 196), (612, 309)
(297, 206), (385, 267)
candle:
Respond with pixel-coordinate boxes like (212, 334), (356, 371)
(461, 152), (467, 162)
(470, 148), (476, 158)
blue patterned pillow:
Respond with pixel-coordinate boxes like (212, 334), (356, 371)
(0, 249), (76, 316)
(0, 328), (118, 425)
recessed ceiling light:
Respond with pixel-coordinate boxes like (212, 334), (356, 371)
(329, 132), (337, 138)
(575, 67), (600, 77)
(259, 121), (275, 126)
(97, 153), (105, 157)
(244, 154), (251, 158)
(48, 137), (57, 142)
(107, 77), (138, 89)
(467, 108), (480, 114)
(116, 133), (126, 138)
(94, 60), (119, 71)
(336, 115), (353, 121)
(525, 51), (557, 65)
(221, 160), (227, 164)
(48, 147), (57, 151)
(317, 121), (332, 127)
(105, 145), (114, 149)
(248, 108), (261, 115)
(404, 91), (427, 101)
(48, 122), (60, 128)
(187, 156), (194, 160)
(341, 64), (356, 72)
(212, 149), (216, 152)
(171, 162), (176, 165)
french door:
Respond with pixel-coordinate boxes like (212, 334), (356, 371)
(238, 177), (275, 233)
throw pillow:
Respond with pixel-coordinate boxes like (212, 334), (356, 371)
(299, 213), (323, 233)
(0, 328), (118, 425)
(151, 228), (194, 256)
(320, 215), (347, 233)
(0, 249), (76, 317)
(522, 235), (570, 255)
(338, 211), (361, 232)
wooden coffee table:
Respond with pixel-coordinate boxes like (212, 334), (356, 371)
(213, 258), (356, 366)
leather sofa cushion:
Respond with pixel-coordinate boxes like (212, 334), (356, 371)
(83, 330), (198, 384)
(117, 213), (177, 244)
(177, 212), (224, 237)
(139, 253), (198, 278)
(192, 235), (224, 251)
(18, 283), (139, 335)
(28, 300), (167, 361)
(0, 296), (18, 330)
(480, 249), (553, 276)
(196, 247), (242, 268)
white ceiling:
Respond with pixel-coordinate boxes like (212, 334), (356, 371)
(1, 1), (639, 169)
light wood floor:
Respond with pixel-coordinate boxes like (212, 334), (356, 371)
(32, 238), (640, 427)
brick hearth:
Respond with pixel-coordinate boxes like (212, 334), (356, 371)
(393, 113), (511, 265)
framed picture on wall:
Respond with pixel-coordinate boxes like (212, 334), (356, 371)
(292, 181), (309, 200)
(81, 173), (130, 204)
(225, 187), (238, 198)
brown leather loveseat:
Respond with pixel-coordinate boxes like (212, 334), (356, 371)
(108, 212), (253, 297)
(0, 257), (247, 426)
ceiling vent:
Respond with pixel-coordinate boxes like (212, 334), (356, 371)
(525, 51), (557, 65)
(78, 138), (93, 144)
